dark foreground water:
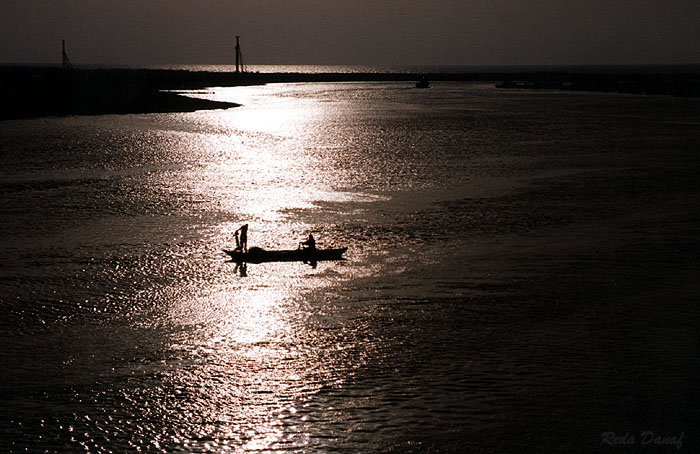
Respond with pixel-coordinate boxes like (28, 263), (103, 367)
(1, 82), (699, 453)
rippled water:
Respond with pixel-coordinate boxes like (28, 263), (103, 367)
(1, 82), (700, 453)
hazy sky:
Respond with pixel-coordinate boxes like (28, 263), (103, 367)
(2, 0), (700, 66)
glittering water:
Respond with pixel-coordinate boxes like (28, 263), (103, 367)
(1, 82), (700, 453)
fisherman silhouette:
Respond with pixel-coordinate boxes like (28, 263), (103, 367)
(234, 224), (248, 252)
(300, 233), (316, 251)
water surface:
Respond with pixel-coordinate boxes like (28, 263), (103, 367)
(1, 82), (699, 452)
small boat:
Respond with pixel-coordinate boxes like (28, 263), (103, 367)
(416, 77), (430, 88)
(224, 246), (347, 264)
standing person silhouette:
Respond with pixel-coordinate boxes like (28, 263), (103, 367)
(234, 224), (248, 252)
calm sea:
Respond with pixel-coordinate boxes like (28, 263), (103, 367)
(79, 63), (700, 74)
(1, 81), (699, 453)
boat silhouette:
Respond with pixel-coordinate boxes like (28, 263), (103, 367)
(416, 77), (430, 88)
(224, 246), (347, 264)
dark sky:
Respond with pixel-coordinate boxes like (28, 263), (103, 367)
(2, 0), (700, 66)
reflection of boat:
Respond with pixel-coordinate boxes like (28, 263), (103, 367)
(224, 246), (347, 264)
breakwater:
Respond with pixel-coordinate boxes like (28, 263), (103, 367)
(2, 65), (699, 119)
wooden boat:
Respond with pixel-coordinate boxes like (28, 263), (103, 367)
(224, 246), (347, 264)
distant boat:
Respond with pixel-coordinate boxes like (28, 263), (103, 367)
(224, 246), (347, 264)
(495, 80), (534, 89)
(416, 77), (430, 88)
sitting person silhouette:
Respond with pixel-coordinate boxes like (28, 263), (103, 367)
(300, 233), (316, 251)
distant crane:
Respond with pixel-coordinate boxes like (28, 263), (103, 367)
(62, 40), (72, 69)
(235, 36), (245, 73)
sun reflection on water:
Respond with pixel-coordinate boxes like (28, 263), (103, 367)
(157, 279), (309, 452)
(140, 83), (382, 452)
(152, 235), (358, 451)
(175, 83), (396, 231)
